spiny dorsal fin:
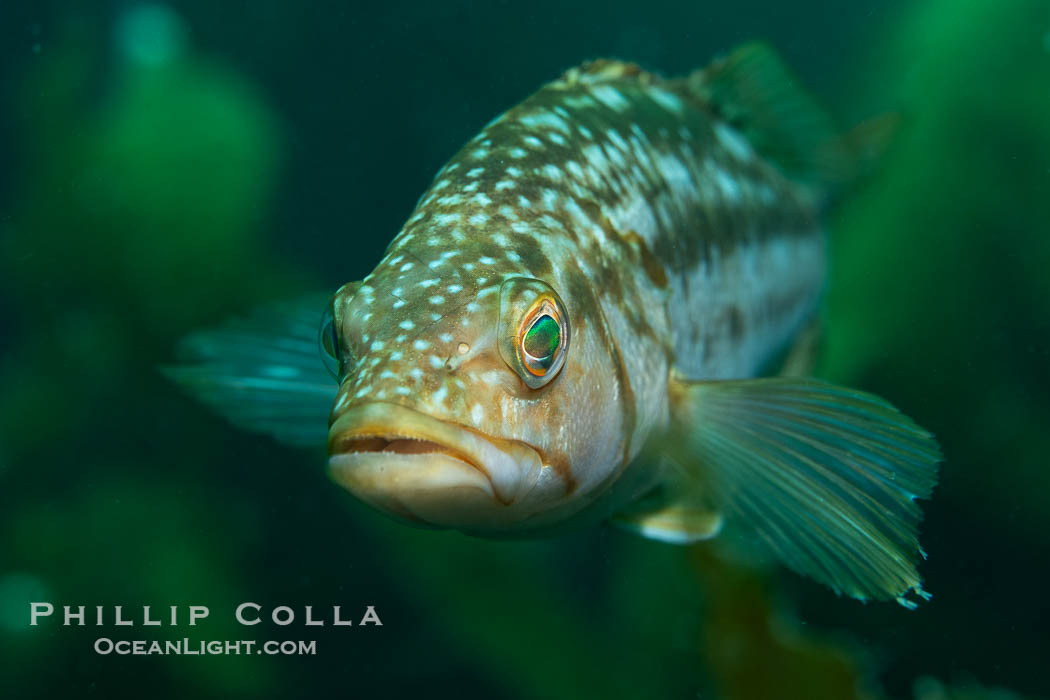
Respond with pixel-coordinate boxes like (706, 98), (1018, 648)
(688, 42), (853, 186)
(555, 59), (651, 88)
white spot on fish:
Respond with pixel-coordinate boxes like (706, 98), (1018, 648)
(471, 403), (485, 425)
(713, 168), (741, 203)
(714, 123), (754, 162)
(399, 320), (415, 330)
(564, 95), (595, 110)
(467, 167), (485, 178)
(590, 85), (630, 111)
(429, 295), (445, 304)
(648, 87), (684, 114)
(469, 213), (489, 226)
(542, 189), (559, 210)
(509, 147), (527, 158)
(413, 339), (430, 351)
(520, 111), (570, 133)
(480, 370), (503, 386)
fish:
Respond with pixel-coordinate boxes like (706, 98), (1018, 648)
(166, 43), (941, 607)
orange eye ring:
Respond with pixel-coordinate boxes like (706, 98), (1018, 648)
(518, 299), (565, 378)
(498, 278), (570, 390)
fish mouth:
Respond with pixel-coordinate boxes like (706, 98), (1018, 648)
(327, 402), (544, 528)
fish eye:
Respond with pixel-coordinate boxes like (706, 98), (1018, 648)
(498, 278), (570, 389)
(520, 306), (562, 376)
(319, 304), (343, 381)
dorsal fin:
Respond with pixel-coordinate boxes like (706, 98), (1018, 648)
(687, 42), (861, 186)
(555, 59), (653, 88)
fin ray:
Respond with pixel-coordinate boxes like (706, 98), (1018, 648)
(687, 41), (893, 187)
(670, 377), (940, 606)
(162, 295), (338, 448)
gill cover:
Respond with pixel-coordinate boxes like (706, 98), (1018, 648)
(497, 278), (570, 389)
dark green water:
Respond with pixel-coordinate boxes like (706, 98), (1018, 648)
(2, 1), (1048, 698)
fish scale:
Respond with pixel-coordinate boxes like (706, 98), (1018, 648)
(338, 58), (823, 460)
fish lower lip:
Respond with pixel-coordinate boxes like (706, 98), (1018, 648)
(327, 402), (542, 505)
(330, 435), (482, 473)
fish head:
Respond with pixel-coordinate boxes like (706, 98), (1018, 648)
(323, 246), (627, 533)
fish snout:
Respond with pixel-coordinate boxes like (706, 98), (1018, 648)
(327, 402), (544, 530)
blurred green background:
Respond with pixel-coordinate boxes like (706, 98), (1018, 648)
(1, 1), (1048, 698)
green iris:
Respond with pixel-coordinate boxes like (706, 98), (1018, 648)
(523, 314), (560, 369)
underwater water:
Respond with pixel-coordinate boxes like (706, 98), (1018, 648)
(2, 0), (1049, 698)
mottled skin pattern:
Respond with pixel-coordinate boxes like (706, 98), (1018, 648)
(327, 60), (824, 532)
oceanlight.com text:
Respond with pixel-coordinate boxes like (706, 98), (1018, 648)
(93, 638), (317, 656)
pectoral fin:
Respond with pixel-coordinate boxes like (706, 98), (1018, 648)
(162, 295), (338, 447)
(665, 375), (941, 607)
